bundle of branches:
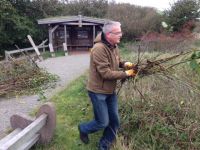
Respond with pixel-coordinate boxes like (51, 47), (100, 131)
(118, 47), (200, 95)
(0, 59), (57, 97)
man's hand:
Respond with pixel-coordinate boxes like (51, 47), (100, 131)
(124, 62), (135, 69)
(125, 69), (137, 77)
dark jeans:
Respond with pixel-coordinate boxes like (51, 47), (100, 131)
(79, 91), (120, 149)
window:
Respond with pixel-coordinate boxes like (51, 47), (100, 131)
(77, 30), (88, 39)
(59, 31), (65, 39)
(57, 30), (69, 39)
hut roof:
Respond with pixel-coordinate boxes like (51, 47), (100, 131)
(38, 15), (110, 25)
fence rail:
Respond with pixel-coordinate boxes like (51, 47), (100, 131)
(5, 45), (49, 61)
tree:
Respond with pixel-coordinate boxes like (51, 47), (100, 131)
(164, 0), (200, 32)
(0, 0), (36, 56)
(63, 0), (108, 17)
(106, 3), (162, 39)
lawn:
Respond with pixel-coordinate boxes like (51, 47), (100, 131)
(34, 75), (104, 150)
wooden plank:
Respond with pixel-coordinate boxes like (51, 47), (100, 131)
(19, 134), (39, 150)
(0, 128), (21, 146)
(38, 39), (48, 47)
(6, 45), (48, 55)
(63, 22), (97, 26)
(0, 114), (47, 150)
(27, 35), (40, 56)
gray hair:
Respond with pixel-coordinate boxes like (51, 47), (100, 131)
(102, 21), (121, 34)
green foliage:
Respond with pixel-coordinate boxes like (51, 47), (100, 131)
(106, 3), (162, 39)
(62, 0), (108, 17)
(0, 0), (37, 56)
(41, 50), (65, 59)
(189, 51), (200, 73)
(164, 0), (200, 32)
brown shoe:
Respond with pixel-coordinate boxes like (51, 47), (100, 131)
(78, 125), (89, 144)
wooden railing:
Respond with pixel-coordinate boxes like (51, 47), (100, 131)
(5, 45), (48, 61)
(0, 103), (56, 150)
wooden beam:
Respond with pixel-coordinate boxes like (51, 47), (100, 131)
(48, 25), (59, 53)
(93, 25), (96, 46)
(0, 128), (21, 146)
(49, 43), (55, 57)
(5, 45), (48, 55)
(64, 25), (67, 44)
(62, 22), (98, 26)
(0, 114), (47, 150)
(38, 39), (48, 47)
(78, 15), (82, 27)
(38, 39), (48, 52)
(51, 25), (59, 33)
(48, 26), (53, 45)
(19, 134), (39, 150)
(63, 43), (68, 56)
(27, 35), (40, 56)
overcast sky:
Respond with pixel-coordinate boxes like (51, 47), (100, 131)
(109, 0), (178, 11)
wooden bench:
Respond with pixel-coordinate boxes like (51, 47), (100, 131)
(0, 103), (56, 150)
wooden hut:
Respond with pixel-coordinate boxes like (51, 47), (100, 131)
(38, 15), (110, 54)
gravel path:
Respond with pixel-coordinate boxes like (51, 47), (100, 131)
(0, 54), (89, 138)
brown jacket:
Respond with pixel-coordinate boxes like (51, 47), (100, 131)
(87, 33), (127, 94)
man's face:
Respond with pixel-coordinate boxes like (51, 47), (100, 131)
(106, 26), (122, 45)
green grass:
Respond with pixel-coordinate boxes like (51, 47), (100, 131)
(42, 50), (65, 59)
(34, 75), (103, 150)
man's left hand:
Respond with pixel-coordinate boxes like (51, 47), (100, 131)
(124, 62), (135, 69)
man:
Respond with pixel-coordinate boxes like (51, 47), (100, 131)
(78, 21), (136, 150)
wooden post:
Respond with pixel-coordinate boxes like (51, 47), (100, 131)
(27, 35), (40, 56)
(27, 35), (43, 61)
(5, 51), (9, 61)
(63, 43), (68, 56)
(49, 43), (55, 57)
(64, 25), (67, 44)
(48, 25), (59, 56)
(93, 25), (96, 46)
(5, 51), (14, 62)
(78, 15), (82, 27)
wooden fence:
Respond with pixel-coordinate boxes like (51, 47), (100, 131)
(5, 45), (48, 61)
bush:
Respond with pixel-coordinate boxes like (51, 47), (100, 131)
(116, 46), (200, 149)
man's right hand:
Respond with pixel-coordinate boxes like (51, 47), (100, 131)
(125, 69), (137, 77)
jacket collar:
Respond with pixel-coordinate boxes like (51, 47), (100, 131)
(101, 32), (116, 50)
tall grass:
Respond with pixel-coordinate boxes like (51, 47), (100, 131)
(116, 43), (200, 149)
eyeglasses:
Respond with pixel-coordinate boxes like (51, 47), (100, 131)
(110, 32), (123, 35)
